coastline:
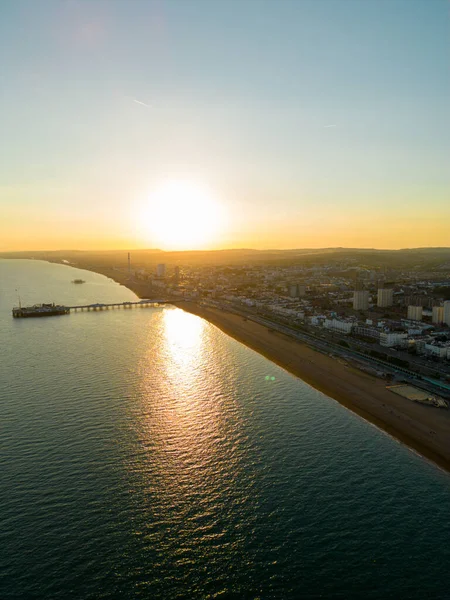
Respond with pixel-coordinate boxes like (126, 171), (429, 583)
(178, 302), (450, 474)
(51, 260), (450, 475)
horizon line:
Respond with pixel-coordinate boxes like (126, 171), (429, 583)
(1, 246), (450, 254)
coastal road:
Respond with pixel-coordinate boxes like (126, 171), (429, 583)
(204, 301), (450, 396)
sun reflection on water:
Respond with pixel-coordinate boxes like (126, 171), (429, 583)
(130, 308), (254, 573)
(163, 307), (205, 370)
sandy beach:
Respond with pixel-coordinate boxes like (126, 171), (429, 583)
(177, 302), (450, 474)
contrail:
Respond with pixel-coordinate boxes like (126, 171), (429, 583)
(133, 98), (152, 108)
(323, 123), (338, 128)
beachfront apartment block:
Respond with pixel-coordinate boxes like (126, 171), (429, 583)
(323, 318), (353, 334)
(353, 290), (369, 311)
(380, 332), (408, 347)
(407, 305), (423, 321)
(352, 325), (381, 341)
(424, 342), (450, 359)
(444, 301), (450, 326)
(432, 306), (444, 324)
(377, 288), (394, 308)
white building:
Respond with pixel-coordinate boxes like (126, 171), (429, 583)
(407, 305), (423, 321)
(323, 318), (353, 334)
(352, 325), (380, 340)
(432, 306), (444, 324)
(444, 301), (450, 326)
(377, 288), (394, 308)
(353, 290), (369, 311)
(380, 332), (408, 347)
(424, 342), (450, 359)
(156, 263), (166, 278)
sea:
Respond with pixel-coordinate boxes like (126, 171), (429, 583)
(1, 259), (450, 600)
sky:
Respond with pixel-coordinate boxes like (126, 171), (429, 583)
(0, 0), (449, 251)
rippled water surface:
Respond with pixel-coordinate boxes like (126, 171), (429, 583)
(1, 259), (450, 599)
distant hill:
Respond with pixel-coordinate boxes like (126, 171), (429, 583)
(2, 247), (450, 271)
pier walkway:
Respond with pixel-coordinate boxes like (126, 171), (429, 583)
(67, 299), (174, 312)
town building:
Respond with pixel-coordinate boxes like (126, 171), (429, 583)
(288, 284), (306, 298)
(352, 325), (381, 341)
(323, 318), (353, 334)
(444, 301), (450, 326)
(432, 306), (444, 324)
(407, 305), (423, 321)
(377, 288), (394, 308)
(424, 342), (450, 359)
(380, 332), (408, 347)
(353, 290), (369, 311)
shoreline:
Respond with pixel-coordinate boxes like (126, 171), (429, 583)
(40, 259), (450, 476)
(178, 302), (450, 475)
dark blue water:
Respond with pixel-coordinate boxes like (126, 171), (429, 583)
(1, 259), (450, 599)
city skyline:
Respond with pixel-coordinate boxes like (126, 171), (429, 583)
(1, 0), (449, 251)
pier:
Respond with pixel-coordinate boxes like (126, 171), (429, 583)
(67, 299), (174, 312)
(12, 299), (177, 318)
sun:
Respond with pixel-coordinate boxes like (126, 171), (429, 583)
(139, 180), (225, 250)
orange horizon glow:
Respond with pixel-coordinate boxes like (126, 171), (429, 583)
(1, 2), (448, 257)
(1, 185), (449, 253)
(2, 236), (450, 253)
(2, 229), (450, 253)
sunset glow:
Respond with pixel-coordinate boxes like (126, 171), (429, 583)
(138, 181), (226, 250)
(0, 1), (448, 252)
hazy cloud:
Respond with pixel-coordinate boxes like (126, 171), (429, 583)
(133, 98), (152, 108)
